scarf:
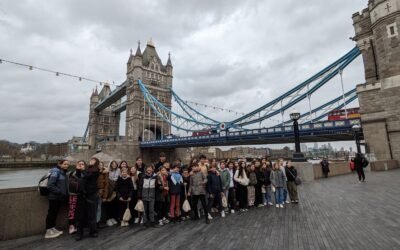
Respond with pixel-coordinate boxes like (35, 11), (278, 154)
(170, 172), (183, 185)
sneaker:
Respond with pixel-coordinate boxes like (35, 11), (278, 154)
(221, 211), (225, 218)
(230, 209), (235, 214)
(111, 218), (118, 225)
(285, 200), (291, 204)
(186, 216), (190, 219)
(207, 214), (213, 220)
(52, 228), (63, 235)
(280, 204), (284, 208)
(159, 220), (164, 226)
(163, 219), (170, 224)
(294, 200), (299, 203)
(263, 202), (267, 206)
(276, 204), (279, 208)
(257, 204), (264, 208)
(44, 229), (62, 239)
(106, 219), (114, 227)
(69, 225), (76, 235)
(140, 219), (144, 224)
(268, 202), (273, 206)
(244, 208), (248, 212)
(134, 218), (140, 224)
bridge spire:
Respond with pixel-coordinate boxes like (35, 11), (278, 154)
(167, 52), (172, 66)
(135, 40), (142, 57)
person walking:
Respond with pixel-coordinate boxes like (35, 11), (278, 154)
(354, 153), (367, 182)
(44, 159), (69, 239)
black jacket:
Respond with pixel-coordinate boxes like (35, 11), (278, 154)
(116, 176), (133, 200)
(168, 174), (183, 195)
(263, 168), (272, 186)
(207, 171), (223, 194)
(83, 165), (100, 196)
(286, 167), (297, 182)
(255, 169), (266, 185)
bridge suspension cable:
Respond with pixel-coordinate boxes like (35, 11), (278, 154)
(228, 47), (361, 127)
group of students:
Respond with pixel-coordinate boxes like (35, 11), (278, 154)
(44, 153), (300, 240)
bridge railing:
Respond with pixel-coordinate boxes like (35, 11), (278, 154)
(140, 119), (361, 145)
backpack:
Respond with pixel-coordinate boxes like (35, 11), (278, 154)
(38, 172), (52, 196)
(362, 157), (369, 168)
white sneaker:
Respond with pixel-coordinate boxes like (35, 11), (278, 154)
(268, 202), (273, 206)
(280, 204), (284, 208)
(140, 218), (144, 224)
(159, 220), (164, 226)
(52, 228), (63, 235)
(276, 204), (279, 208)
(263, 202), (267, 206)
(134, 218), (139, 224)
(258, 204), (264, 208)
(221, 211), (225, 218)
(285, 200), (291, 204)
(230, 209), (235, 214)
(106, 219), (114, 227)
(208, 214), (213, 220)
(44, 229), (62, 239)
(111, 218), (118, 225)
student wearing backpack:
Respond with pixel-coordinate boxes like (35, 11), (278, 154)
(44, 159), (70, 239)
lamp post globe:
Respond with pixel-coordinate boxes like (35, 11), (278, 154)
(290, 109), (301, 121)
(352, 124), (362, 154)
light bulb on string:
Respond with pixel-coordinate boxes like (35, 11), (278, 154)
(79, 77), (82, 81)
(56, 72), (59, 76)
(0, 59), (2, 64)
(29, 66), (33, 70)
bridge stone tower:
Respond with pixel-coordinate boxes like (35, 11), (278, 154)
(124, 39), (173, 161)
(352, 0), (400, 167)
(88, 85), (121, 150)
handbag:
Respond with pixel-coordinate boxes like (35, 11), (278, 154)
(123, 203), (132, 222)
(261, 185), (266, 194)
(135, 200), (144, 212)
(182, 185), (191, 212)
(287, 167), (302, 185)
(221, 194), (228, 208)
(271, 185), (276, 193)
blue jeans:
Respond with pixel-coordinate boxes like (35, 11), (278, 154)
(263, 185), (272, 204)
(283, 188), (288, 203)
(96, 196), (102, 223)
(274, 187), (284, 205)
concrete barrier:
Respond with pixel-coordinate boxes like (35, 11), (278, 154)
(313, 162), (352, 179)
(370, 160), (399, 171)
(0, 187), (68, 241)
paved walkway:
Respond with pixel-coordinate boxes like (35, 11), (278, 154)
(1, 170), (400, 249)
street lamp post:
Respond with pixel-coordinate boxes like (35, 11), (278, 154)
(290, 109), (306, 162)
(352, 124), (361, 154)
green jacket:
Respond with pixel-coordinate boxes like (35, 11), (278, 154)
(219, 169), (230, 190)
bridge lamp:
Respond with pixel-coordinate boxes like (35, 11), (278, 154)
(352, 124), (361, 154)
(290, 109), (306, 162)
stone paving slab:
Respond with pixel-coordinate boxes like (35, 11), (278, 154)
(1, 170), (400, 250)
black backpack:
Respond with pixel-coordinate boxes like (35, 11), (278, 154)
(362, 157), (369, 168)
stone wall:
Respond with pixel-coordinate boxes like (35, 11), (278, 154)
(0, 187), (68, 241)
(313, 162), (353, 179)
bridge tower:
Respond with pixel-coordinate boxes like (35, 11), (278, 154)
(87, 84), (121, 150)
(125, 39), (173, 160)
(352, 0), (400, 166)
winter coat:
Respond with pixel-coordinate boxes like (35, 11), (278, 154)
(263, 168), (272, 186)
(48, 166), (68, 201)
(234, 169), (249, 186)
(207, 171), (223, 194)
(168, 173), (183, 195)
(219, 169), (230, 190)
(68, 169), (85, 195)
(83, 165), (100, 196)
(97, 172), (110, 199)
(248, 172), (257, 186)
(285, 166), (297, 182)
(138, 173), (158, 201)
(255, 169), (265, 186)
(116, 176), (133, 200)
(270, 169), (285, 188)
(188, 171), (207, 195)
(157, 174), (169, 202)
(321, 160), (330, 173)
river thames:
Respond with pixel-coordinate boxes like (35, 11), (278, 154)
(0, 168), (49, 189)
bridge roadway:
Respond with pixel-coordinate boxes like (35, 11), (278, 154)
(1, 169), (399, 249)
(140, 119), (363, 148)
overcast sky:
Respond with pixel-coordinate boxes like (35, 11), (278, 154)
(0, 0), (366, 148)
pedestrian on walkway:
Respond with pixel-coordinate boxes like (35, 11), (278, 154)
(285, 160), (299, 203)
(44, 159), (69, 239)
(320, 158), (330, 178)
(354, 153), (367, 182)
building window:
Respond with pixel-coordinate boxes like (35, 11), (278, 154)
(387, 23), (398, 38)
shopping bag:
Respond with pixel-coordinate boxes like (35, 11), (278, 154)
(123, 203), (132, 222)
(182, 199), (191, 212)
(135, 200), (144, 212)
(221, 195), (228, 208)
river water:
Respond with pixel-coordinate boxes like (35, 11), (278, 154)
(0, 168), (50, 189)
